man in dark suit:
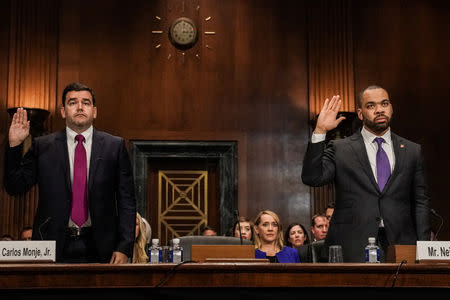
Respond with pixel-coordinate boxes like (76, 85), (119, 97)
(4, 82), (136, 263)
(301, 85), (430, 262)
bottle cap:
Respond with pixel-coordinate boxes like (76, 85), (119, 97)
(368, 237), (376, 243)
(152, 238), (159, 244)
(173, 238), (180, 244)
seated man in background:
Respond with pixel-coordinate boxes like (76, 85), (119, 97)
(20, 226), (32, 241)
(201, 226), (217, 236)
(1, 234), (14, 241)
(325, 202), (335, 221)
(311, 214), (329, 242)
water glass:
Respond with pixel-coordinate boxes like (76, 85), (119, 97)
(328, 245), (343, 263)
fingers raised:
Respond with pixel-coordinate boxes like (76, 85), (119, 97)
(329, 95), (341, 112)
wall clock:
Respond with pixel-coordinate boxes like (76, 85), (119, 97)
(168, 17), (198, 50)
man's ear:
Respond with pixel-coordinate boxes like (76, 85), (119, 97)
(357, 108), (363, 121)
(60, 106), (66, 119)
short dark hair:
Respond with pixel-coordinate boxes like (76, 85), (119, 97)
(62, 82), (96, 107)
(357, 85), (387, 108)
(311, 213), (327, 227)
(21, 226), (32, 232)
(1, 234), (14, 241)
(201, 225), (216, 234)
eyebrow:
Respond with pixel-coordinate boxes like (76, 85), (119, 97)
(366, 99), (389, 105)
(68, 97), (92, 101)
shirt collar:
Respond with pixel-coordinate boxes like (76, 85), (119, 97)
(66, 126), (93, 143)
(361, 126), (392, 145)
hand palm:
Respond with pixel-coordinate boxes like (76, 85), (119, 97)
(9, 108), (30, 146)
(315, 95), (345, 133)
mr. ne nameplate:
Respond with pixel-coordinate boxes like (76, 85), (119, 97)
(416, 241), (450, 261)
(0, 240), (56, 262)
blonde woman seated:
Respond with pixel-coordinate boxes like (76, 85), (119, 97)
(253, 210), (300, 263)
(132, 212), (149, 263)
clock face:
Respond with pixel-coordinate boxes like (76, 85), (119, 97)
(169, 17), (198, 49)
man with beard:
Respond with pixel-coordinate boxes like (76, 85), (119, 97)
(301, 85), (430, 262)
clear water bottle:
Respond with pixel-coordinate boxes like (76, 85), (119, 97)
(172, 238), (183, 263)
(365, 237), (380, 263)
(149, 238), (161, 263)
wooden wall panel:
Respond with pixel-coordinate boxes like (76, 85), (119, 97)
(0, 0), (59, 239)
(0, 0), (11, 238)
(307, 0), (354, 215)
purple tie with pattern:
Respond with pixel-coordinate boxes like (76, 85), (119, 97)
(71, 134), (87, 227)
(374, 137), (391, 191)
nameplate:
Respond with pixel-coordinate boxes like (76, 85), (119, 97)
(416, 241), (450, 262)
(0, 241), (56, 262)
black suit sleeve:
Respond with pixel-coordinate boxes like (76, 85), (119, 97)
(115, 138), (137, 257)
(301, 140), (336, 187)
(412, 145), (431, 241)
(4, 142), (37, 195)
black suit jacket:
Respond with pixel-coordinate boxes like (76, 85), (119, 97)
(301, 130), (430, 262)
(4, 129), (136, 262)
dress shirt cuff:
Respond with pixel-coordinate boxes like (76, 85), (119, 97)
(311, 133), (326, 143)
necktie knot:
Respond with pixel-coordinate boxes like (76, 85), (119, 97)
(75, 134), (85, 143)
(374, 137), (384, 147)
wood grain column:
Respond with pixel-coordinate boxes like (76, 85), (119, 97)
(307, 0), (355, 215)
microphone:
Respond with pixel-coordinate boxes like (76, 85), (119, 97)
(39, 217), (51, 240)
(234, 210), (243, 245)
(430, 208), (443, 241)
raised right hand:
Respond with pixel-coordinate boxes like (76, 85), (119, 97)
(9, 107), (30, 147)
(314, 95), (346, 134)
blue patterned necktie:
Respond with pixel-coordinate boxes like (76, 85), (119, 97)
(374, 137), (391, 191)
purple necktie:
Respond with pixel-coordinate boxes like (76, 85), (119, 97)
(374, 137), (391, 191)
(71, 134), (87, 227)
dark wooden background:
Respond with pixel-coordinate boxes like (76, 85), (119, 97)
(1, 0), (449, 241)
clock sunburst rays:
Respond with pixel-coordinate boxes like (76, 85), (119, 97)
(151, 4), (216, 62)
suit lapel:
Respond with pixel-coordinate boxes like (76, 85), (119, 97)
(55, 130), (71, 198)
(382, 133), (405, 193)
(88, 129), (104, 192)
(348, 131), (379, 191)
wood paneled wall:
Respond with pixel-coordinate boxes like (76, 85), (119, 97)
(1, 0), (449, 241)
(0, 0), (58, 239)
(307, 0), (355, 214)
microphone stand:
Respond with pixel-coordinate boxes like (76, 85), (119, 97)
(235, 210), (243, 245)
(431, 209), (444, 240)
